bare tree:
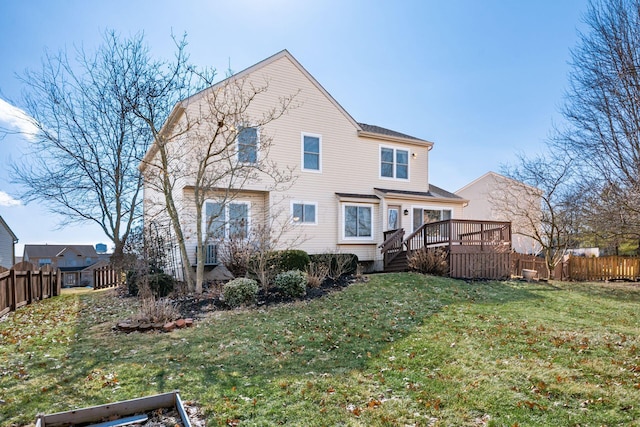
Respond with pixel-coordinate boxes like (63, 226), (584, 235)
(5, 31), (206, 262)
(494, 153), (577, 278)
(140, 76), (298, 293)
(557, 0), (640, 246)
(572, 180), (640, 254)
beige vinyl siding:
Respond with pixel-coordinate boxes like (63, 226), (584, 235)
(150, 52), (463, 266)
(180, 189), (268, 266)
(457, 172), (541, 254)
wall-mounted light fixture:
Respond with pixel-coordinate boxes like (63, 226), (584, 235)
(403, 209), (409, 216)
(412, 152), (417, 159)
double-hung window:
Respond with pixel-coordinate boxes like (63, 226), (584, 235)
(292, 202), (317, 224)
(237, 126), (258, 164)
(302, 133), (321, 171)
(205, 201), (250, 239)
(380, 146), (409, 179)
(343, 204), (373, 239)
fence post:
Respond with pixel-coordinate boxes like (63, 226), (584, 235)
(26, 269), (32, 305)
(54, 269), (61, 296)
(9, 268), (16, 311)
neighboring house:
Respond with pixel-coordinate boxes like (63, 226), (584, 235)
(456, 171), (542, 255)
(0, 216), (18, 268)
(22, 244), (105, 287)
(141, 50), (466, 274)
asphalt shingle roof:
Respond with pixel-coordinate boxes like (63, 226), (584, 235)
(375, 185), (464, 201)
(358, 123), (424, 141)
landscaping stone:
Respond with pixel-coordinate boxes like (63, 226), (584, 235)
(176, 318), (186, 328)
(206, 264), (234, 282)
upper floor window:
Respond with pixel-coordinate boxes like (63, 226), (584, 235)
(380, 146), (409, 179)
(38, 258), (52, 266)
(237, 126), (258, 164)
(292, 202), (317, 224)
(205, 201), (250, 240)
(302, 133), (321, 171)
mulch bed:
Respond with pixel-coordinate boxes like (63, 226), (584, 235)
(115, 275), (362, 332)
(171, 274), (360, 320)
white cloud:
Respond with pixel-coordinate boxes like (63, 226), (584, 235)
(0, 191), (21, 207)
(0, 98), (38, 141)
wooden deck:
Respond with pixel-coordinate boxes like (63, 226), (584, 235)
(381, 219), (512, 279)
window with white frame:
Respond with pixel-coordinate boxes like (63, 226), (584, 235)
(343, 204), (373, 239)
(237, 126), (258, 164)
(302, 133), (321, 171)
(205, 201), (250, 239)
(412, 207), (452, 231)
(380, 146), (409, 179)
(292, 202), (317, 224)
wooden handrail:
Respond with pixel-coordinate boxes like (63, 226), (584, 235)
(379, 228), (405, 267)
(379, 228), (404, 251)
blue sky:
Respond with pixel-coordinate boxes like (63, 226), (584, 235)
(0, 0), (588, 254)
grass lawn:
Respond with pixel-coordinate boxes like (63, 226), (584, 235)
(2, 274), (640, 426)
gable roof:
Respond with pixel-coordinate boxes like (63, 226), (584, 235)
(141, 50), (360, 171)
(0, 216), (17, 242)
(456, 171), (541, 195)
(23, 244), (98, 259)
(141, 50), (433, 170)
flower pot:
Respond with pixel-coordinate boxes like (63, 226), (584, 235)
(522, 269), (537, 281)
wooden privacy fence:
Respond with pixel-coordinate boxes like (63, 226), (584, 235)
(0, 262), (61, 317)
(449, 249), (511, 280)
(510, 254), (640, 281)
(568, 256), (640, 281)
(510, 253), (566, 280)
(93, 265), (124, 290)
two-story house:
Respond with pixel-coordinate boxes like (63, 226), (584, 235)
(141, 50), (467, 274)
(22, 244), (106, 286)
(0, 216), (18, 269)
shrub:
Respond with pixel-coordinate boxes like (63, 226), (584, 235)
(306, 261), (330, 288)
(135, 297), (180, 324)
(309, 252), (358, 279)
(223, 278), (259, 308)
(407, 247), (449, 276)
(126, 270), (175, 298)
(277, 250), (310, 272)
(275, 270), (307, 299)
(248, 249), (310, 294)
(218, 238), (252, 278)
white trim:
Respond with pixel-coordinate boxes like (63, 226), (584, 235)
(301, 132), (322, 173)
(379, 144), (409, 181)
(386, 206), (400, 230)
(203, 199), (252, 239)
(291, 200), (318, 225)
(341, 203), (374, 241)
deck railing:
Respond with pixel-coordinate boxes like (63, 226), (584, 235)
(195, 244), (218, 266)
(403, 219), (511, 258)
